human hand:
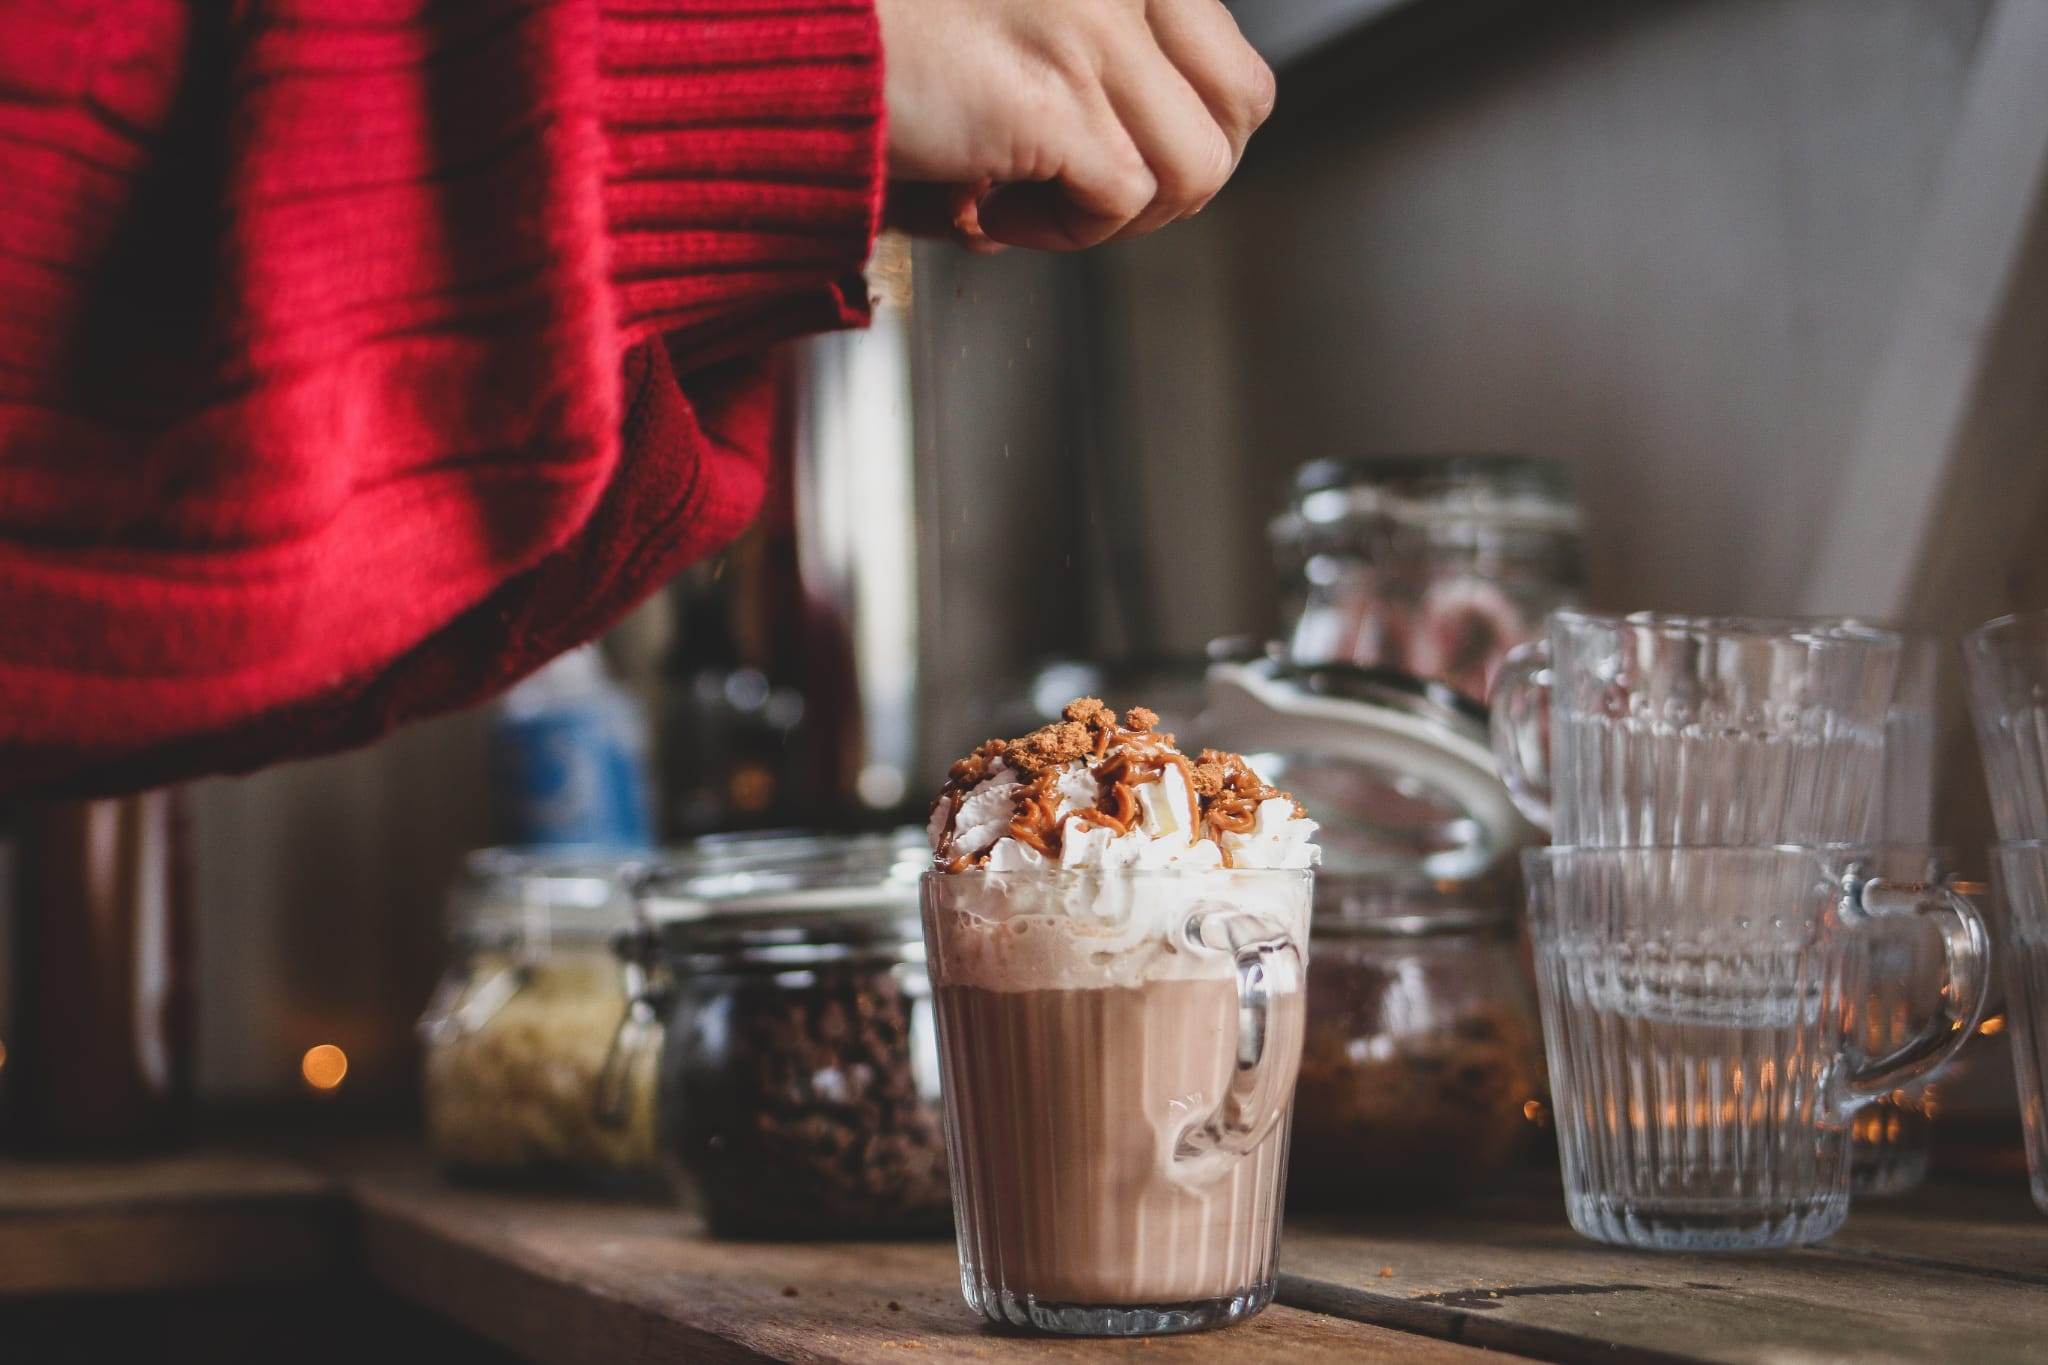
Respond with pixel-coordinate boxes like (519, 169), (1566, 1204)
(875, 0), (1275, 250)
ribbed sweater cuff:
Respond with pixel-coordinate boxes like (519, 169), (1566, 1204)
(598, 1), (886, 363)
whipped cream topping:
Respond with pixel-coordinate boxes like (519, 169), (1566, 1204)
(929, 698), (1319, 873)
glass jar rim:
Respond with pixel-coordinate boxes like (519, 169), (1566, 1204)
(637, 829), (928, 964)
(449, 845), (644, 938)
(640, 829), (924, 917)
(640, 900), (926, 968)
(1271, 453), (1585, 546)
(1292, 452), (1575, 495)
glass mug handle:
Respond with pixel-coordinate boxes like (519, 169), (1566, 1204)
(1839, 872), (1993, 1100)
(1174, 907), (1304, 1166)
(1489, 638), (1555, 831)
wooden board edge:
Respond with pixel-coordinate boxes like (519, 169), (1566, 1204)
(0, 1193), (347, 1297)
(1276, 1272), (1710, 1365)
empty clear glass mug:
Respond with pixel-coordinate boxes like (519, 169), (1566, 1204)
(1992, 842), (2048, 1216)
(1846, 844), (1963, 1199)
(1525, 846), (1990, 1250)
(1851, 635), (1948, 1198)
(921, 868), (1310, 1336)
(1491, 611), (1903, 845)
(1965, 611), (2048, 842)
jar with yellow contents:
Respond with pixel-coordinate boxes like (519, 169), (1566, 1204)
(418, 848), (660, 1188)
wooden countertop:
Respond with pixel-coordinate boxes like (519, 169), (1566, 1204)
(348, 1158), (1476, 1364)
(5, 1145), (2045, 1362)
(0, 1147), (343, 1296)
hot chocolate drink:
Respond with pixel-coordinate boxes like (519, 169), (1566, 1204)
(935, 975), (1304, 1305)
(922, 700), (1317, 1336)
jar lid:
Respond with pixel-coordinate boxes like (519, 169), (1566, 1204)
(448, 845), (644, 939)
(1270, 453), (1584, 549)
(1202, 658), (1536, 883)
(638, 829), (925, 957)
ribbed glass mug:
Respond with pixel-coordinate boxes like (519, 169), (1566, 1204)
(1491, 611), (1902, 846)
(921, 868), (1311, 1336)
(1524, 846), (1989, 1250)
(1846, 843), (1959, 1199)
(1851, 635), (1947, 1198)
(1992, 841), (2048, 1216)
(1871, 633), (1939, 847)
(1965, 611), (2048, 841)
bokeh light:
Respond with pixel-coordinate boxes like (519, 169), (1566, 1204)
(301, 1043), (349, 1091)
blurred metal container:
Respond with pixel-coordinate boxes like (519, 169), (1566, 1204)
(661, 235), (920, 835)
(789, 234), (921, 817)
(2, 792), (193, 1153)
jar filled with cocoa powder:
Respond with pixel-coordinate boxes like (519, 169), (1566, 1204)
(1288, 874), (1545, 1207)
(625, 832), (951, 1238)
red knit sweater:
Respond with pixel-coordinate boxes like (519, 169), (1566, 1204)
(0, 1), (885, 798)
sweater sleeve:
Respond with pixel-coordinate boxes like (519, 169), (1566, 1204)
(0, 0), (886, 798)
(601, 2), (886, 363)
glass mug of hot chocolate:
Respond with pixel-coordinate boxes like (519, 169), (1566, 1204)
(922, 700), (1318, 1336)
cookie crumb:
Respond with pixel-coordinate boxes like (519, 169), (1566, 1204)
(1378, 1266), (1394, 1279)
(1062, 696), (1115, 728)
(932, 699), (1311, 868)
(1007, 719), (1092, 773)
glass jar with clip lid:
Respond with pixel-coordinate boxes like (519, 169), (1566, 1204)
(615, 831), (953, 1237)
(417, 847), (660, 1188)
(1204, 657), (1546, 1205)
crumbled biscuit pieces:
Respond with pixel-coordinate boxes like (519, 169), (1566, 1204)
(1006, 720), (1092, 774)
(1062, 696), (1116, 729)
(935, 699), (1309, 865)
(1008, 696), (1133, 774)
(1195, 748), (1303, 816)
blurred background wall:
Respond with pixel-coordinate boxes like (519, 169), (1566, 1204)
(170, 0), (2048, 1103)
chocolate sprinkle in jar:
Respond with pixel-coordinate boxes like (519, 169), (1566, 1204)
(622, 832), (951, 1238)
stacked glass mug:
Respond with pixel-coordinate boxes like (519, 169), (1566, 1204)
(1851, 635), (1954, 1196)
(1966, 610), (2048, 1216)
(1490, 612), (1991, 1250)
